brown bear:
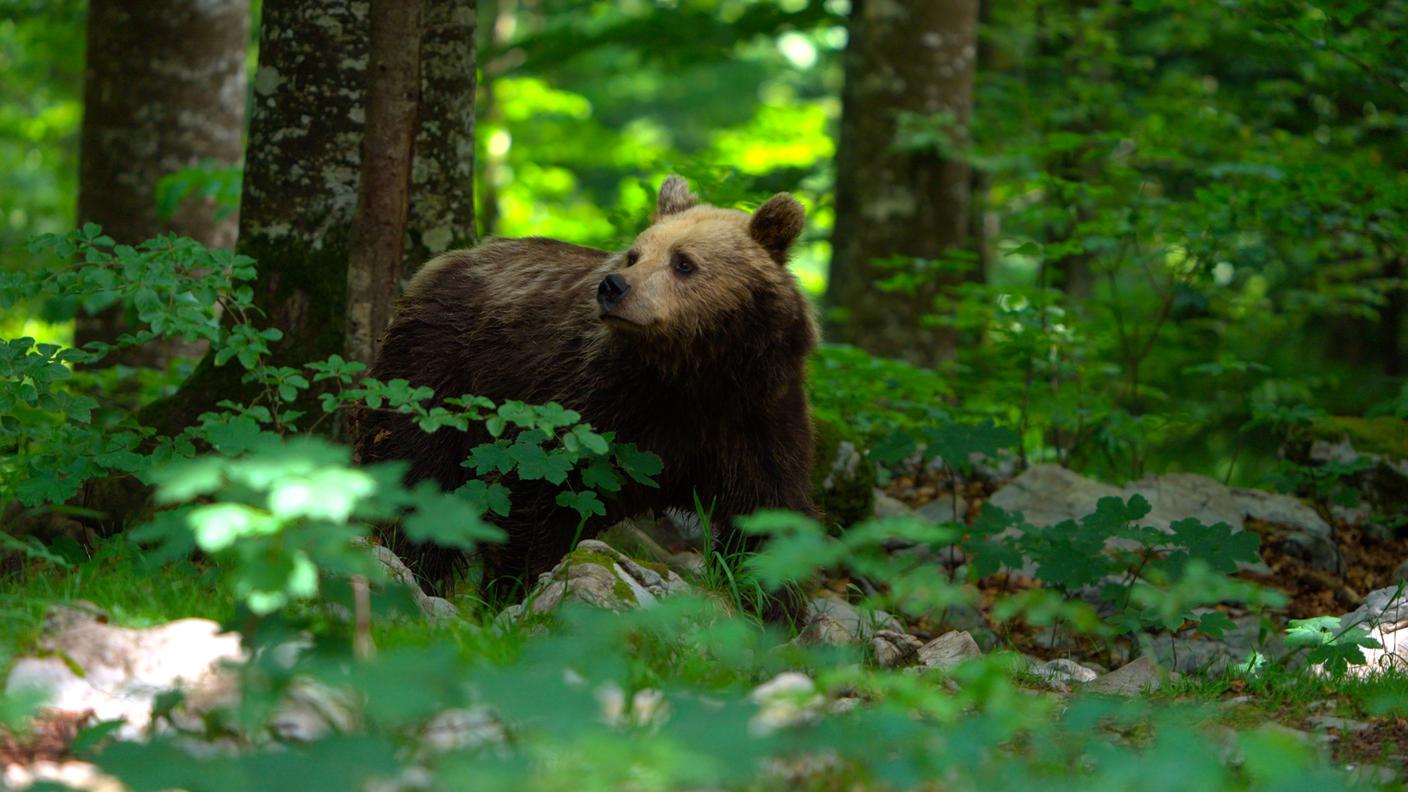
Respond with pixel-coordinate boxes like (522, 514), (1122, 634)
(355, 176), (818, 603)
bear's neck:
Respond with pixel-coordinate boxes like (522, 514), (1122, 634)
(595, 304), (812, 413)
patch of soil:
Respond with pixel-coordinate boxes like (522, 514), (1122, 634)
(0, 709), (90, 766)
(1243, 518), (1408, 620)
(1328, 716), (1408, 769)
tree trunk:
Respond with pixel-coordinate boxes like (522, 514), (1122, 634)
(407, 0), (478, 270)
(142, 0), (478, 438)
(141, 0), (372, 437)
(75, 0), (247, 368)
(346, 0), (425, 366)
(825, 0), (980, 366)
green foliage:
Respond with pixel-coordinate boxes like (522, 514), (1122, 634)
(1285, 616), (1384, 677)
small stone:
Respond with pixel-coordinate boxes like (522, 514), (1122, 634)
(917, 495), (967, 524)
(1306, 715), (1372, 734)
(915, 630), (981, 671)
(796, 596), (901, 646)
(1085, 655), (1162, 696)
(420, 708), (506, 755)
(269, 681), (359, 743)
(749, 672), (822, 735)
(872, 490), (916, 519)
(1027, 657), (1100, 690)
(871, 630), (924, 668)
(1394, 559), (1408, 584)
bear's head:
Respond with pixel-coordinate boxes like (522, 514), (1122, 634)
(596, 176), (811, 347)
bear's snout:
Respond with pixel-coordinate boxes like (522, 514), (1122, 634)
(597, 273), (631, 312)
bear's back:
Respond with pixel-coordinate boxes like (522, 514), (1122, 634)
(382, 237), (612, 410)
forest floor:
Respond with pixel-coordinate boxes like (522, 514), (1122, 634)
(3, 463), (1408, 788)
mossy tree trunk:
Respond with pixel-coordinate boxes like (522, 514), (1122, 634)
(75, 0), (248, 368)
(143, 0), (477, 438)
(824, 0), (980, 367)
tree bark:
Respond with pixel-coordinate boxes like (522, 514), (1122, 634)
(346, 0), (425, 366)
(825, 0), (979, 366)
(142, 0), (478, 438)
(141, 0), (371, 437)
(75, 0), (247, 368)
(407, 0), (478, 270)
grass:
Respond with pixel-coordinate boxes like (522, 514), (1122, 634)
(1, 536), (230, 668)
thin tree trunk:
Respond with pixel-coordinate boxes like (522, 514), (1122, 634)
(825, 0), (980, 366)
(346, 0), (425, 366)
(75, 0), (247, 368)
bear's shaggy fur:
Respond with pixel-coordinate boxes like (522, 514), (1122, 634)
(355, 177), (818, 598)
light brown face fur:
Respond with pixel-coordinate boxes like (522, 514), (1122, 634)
(598, 176), (807, 338)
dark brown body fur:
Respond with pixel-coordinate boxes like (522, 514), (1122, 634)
(356, 185), (818, 598)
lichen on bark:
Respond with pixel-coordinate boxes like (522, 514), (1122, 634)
(825, 0), (980, 366)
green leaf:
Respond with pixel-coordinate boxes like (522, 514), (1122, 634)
(465, 442), (515, 475)
(456, 479), (512, 517)
(920, 419), (1018, 472)
(556, 489), (606, 520)
(402, 485), (504, 550)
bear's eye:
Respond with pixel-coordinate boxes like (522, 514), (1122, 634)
(625, 250), (640, 267)
(671, 252), (696, 275)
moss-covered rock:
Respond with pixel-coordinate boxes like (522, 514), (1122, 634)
(1294, 415), (1408, 521)
(811, 415), (876, 529)
(496, 540), (692, 627)
(1308, 416), (1408, 461)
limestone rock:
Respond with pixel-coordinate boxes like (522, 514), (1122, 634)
(796, 596), (902, 646)
(749, 672), (822, 735)
(1146, 613), (1283, 675)
(498, 540), (691, 624)
(4, 605), (245, 739)
(871, 630), (925, 668)
(917, 494), (968, 524)
(369, 544), (461, 621)
(872, 489), (917, 520)
(988, 464), (1339, 572)
(915, 630), (981, 671)
(1027, 657), (1100, 691)
(1333, 584), (1408, 675)
(1085, 655), (1162, 696)
(418, 707), (507, 756)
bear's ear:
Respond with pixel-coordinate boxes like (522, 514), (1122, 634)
(749, 193), (806, 264)
(654, 175), (699, 221)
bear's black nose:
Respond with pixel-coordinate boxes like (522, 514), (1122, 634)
(597, 273), (631, 310)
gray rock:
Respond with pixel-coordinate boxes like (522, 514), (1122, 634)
(988, 464), (1340, 572)
(4, 606), (246, 739)
(915, 630), (982, 671)
(1085, 655), (1162, 696)
(369, 544), (462, 621)
(419, 707), (507, 755)
(917, 495), (968, 524)
(1027, 657), (1100, 691)
(1394, 559), (1408, 584)
(1146, 614), (1282, 675)
(796, 596), (902, 646)
(269, 681), (359, 743)
(498, 540), (691, 624)
(871, 630), (925, 668)
(1306, 715), (1372, 734)
(1334, 584), (1408, 675)
(749, 672), (822, 734)
(872, 490), (917, 519)
(988, 465), (1121, 529)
